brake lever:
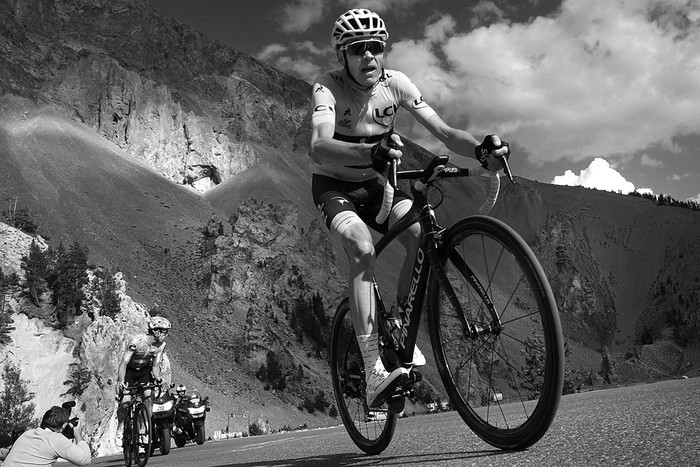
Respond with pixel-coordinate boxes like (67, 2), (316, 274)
(497, 155), (516, 184)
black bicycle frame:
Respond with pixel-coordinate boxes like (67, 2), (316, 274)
(373, 175), (501, 366)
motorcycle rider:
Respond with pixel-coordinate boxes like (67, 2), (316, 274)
(115, 316), (171, 446)
(310, 9), (509, 407)
(174, 384), (187, 404)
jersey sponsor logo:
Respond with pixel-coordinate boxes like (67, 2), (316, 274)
(343, 108), (352, 116)
(331, 196), (349, 205)
(314, 104), (333, 113)
(412, 96), (428, 109)
(314, 85), (325, 93)
(372, 103), (398, 127)
(338, 119), (351, 129)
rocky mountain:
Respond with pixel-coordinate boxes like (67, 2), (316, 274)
(1, 0), (698, 456)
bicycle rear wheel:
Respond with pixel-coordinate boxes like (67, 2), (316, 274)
(331, 298), (398, 455)
(134, 403), (152, 466)
(428, 215), (564, 450)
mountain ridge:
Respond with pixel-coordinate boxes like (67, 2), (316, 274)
(1, 0), (698, 454)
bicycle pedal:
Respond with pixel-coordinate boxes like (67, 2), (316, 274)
(387, 394), (405, 414)
(369, 373), (409, 408)
(409, 371), (423, 383)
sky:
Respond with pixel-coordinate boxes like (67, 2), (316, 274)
(147, 0), (700, 203)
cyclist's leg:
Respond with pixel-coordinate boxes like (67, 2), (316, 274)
(116, 393), (131, 447)
(314, 178), (408, 404)
(336, 214), (409, 405)
(117, 366), (141, 445)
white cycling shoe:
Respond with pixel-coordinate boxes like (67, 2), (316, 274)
(366, 366), (410, 408)
(115, 426), (123, 448)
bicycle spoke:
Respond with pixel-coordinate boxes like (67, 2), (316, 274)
(429, 216), (563, 450)
(331, 299), (398, 454)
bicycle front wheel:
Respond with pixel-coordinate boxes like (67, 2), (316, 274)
(134, 403), (152, 466)
(331, 298), (398, 455)
(123, 415), (133, 467)
(428, 215), (564, 450)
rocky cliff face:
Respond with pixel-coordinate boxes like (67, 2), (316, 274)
(534, 211), (617, 347)
(1, 222), (164, 455)
(0, 0), (310, 190)
(1, 0), (699, 453)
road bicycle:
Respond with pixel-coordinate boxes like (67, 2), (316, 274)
(121, 381), (160, 467)
(330, 154), (564, 454)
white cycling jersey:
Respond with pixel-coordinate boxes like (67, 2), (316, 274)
(311, 68), (437, 182)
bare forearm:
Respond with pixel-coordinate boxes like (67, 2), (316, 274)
(310, 138), (373, 166)
(443, 129), (480, 157)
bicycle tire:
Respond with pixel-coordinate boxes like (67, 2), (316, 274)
(159, 426), (171, 455)
(428, 215), (564, 450)
(331, 298), (398, 455)
(123, 414), (133, 467)
(134, 403), (152, 467)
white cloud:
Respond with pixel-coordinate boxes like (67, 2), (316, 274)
(667, 172), (694, 182)
(255, 41), (334, 84)
(470, 1), (508, 28)
(257, 44), (288, 62)
(640, 153), (663, 167)
(337, 0), (422, 16)
(551, 157), (636, 193)
(688, 193), (700, 203)
(389, 0), (700, 166)
(276, 0), (327, 33)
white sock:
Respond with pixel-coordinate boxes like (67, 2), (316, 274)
(357, 333), (382, 374)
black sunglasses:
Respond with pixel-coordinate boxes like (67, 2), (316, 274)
(343, 41), (385, 56)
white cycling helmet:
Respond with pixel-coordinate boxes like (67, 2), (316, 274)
(149, 316), (171, 331)
(176, 384), (186, 393)
(331, 9), (389, 49)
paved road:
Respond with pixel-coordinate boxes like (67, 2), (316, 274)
(92, 377), (700, 466)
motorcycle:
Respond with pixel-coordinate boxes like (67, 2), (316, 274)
(172, 391), (210, 447)
(150, 385), (176, 455)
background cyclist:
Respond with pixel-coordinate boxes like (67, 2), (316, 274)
(310, 8), (509, 408)
(115, 316), (171, 445)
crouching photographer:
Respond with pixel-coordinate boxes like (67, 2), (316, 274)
(1, 406), (91, 466)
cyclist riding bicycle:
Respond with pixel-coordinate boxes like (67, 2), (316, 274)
(115, 316), (171, 446)
(310, 8), (510, 408)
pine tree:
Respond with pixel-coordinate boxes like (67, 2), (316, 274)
(0, 362), (38, 435)
(101, 272), (121, 318)
(93, 268), (120, 318)
(21, 240), (48, 306)
(47, 241), (89, 328)
(65, 241), (89, 316)
(0, 269), (17, 346)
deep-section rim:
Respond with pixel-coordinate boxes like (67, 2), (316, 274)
(428, 215), (564, 450)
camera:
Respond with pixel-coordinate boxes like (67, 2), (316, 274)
(61, 401), (78, 439)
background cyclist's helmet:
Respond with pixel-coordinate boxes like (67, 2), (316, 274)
(331, 9), (389, 49)
(176, 384), (186, 394)
(149, 316), (171, 331)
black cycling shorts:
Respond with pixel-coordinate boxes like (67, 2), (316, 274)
(312, 174), (411, 234)
(125, 364), (153, 386)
